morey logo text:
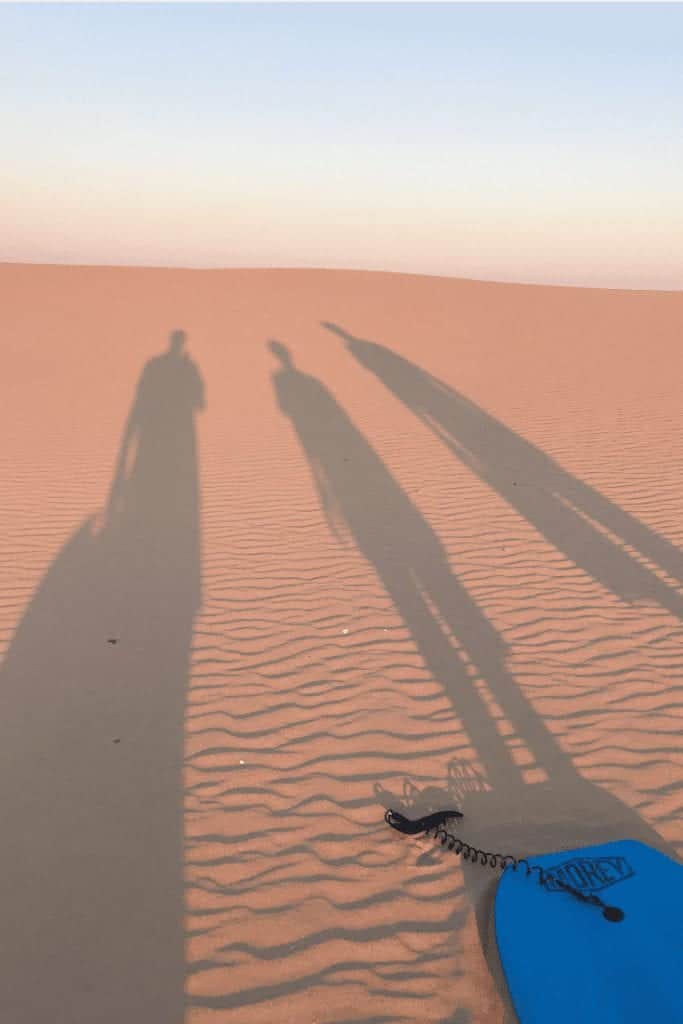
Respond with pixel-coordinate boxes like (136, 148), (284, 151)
(543, 855), (635, 894)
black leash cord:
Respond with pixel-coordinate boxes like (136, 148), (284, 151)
(385, 808), (624, 923)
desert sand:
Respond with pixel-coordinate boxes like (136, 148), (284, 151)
(1, 263), (682, 1023)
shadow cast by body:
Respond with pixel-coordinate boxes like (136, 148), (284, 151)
(0, 331), (204, 1024)
(270, 338), (677, 1021)
(325, 322), (683, 620)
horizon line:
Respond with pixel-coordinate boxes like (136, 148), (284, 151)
(1, 260), (682, 295)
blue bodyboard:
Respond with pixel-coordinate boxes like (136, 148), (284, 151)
(495, 839), (683, 1023)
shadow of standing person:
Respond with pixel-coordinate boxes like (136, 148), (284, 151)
(324, 322), (683, 621)
(269, 340), (613, 800)
(0, 330), (204, 1024)
(269, 340), (676, 1019)
(105, 328), (203, 607)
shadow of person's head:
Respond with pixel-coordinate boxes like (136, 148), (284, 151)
(320, 321), (355, 348)
(169, 329), (187, 355)
(268, 339), (294, 368)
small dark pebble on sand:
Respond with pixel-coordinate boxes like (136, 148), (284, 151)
(107, 638), (118, 644)
(113, 738), (121, 744)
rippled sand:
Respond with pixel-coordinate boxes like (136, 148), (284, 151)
(1, 264), (681, 1023)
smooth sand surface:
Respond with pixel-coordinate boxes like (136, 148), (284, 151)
(1, 264), (682, 1023)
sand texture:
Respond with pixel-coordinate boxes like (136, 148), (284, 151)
(1, 264), (682, 1023)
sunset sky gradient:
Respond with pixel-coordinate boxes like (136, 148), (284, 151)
(2, 3), (682, 287)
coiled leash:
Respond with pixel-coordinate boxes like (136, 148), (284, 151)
(385, 808), (625, 922)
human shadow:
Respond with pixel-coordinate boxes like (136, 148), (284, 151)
(324, 322), (683, 620)
(269, 340), (675, 1019)
(270, 340), (569, 794)
(0, 330), (204, 1024)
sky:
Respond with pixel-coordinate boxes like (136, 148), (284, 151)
(2, 2), (682, 288)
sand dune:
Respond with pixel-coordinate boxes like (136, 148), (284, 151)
(1, 264), (682, 1022)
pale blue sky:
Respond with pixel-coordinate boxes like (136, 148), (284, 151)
(2, 3), (682, 286)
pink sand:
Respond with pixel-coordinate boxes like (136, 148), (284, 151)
(1, 264), (682, 1022)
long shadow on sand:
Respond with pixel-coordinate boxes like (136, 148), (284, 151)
(269, 339), (677, 1020)
(324, 321), (683, 620)
(0, 330), (204, 1024)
